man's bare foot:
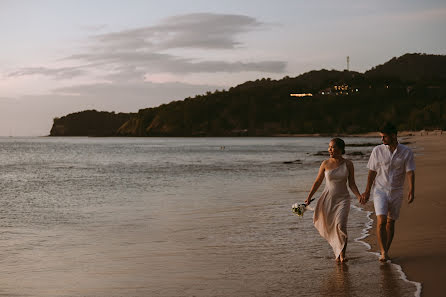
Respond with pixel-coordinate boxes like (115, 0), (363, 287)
(340, 257), (348, 263)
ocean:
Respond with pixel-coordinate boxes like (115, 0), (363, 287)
(0, 137), (419, 296)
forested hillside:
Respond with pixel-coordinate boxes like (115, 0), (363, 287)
(50, 53), (446, 136)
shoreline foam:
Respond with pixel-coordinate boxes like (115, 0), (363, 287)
(352, 204), (422, 297)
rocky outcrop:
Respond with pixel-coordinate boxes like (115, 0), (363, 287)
(50, 110), (134, 136)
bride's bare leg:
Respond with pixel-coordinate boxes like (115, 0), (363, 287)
(340, 242), (348, 262)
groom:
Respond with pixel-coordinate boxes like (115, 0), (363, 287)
(361, 123), (415, 261)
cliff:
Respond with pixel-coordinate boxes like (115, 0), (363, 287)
(50, 110), (134, 136)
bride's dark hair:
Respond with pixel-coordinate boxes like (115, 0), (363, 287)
(331, 138), (346, 154)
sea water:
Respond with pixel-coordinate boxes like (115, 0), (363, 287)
(0, 137), (418, 296)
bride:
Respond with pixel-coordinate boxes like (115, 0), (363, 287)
(305, 138), (362, 262)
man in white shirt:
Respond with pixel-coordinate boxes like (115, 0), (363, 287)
(362, 123), (415, 262)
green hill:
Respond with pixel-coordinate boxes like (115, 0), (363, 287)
(50, 110), (134, 136)
(50, 53), (446, 136)
(365, 53), (446, 83)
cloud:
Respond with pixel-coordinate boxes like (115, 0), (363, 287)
(67, 51), (285, 79)
(10, 13), (285, 82)
(7, 66), (87, 79)
(91, 13), (264, 51)
(72, 13), (285, 78)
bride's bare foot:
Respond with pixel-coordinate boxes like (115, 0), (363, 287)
(379, 253), (389, 262)
(336, 256), (341, 262)
(340, 257), (348, 263)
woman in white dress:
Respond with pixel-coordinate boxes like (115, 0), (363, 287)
(305, 138), (362, 262)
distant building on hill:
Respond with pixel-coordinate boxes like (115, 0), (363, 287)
(319, 84), (359, 96)
(290, 93), (313, 98)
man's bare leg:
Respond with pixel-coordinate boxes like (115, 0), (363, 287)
(386, 218), (395, 253)
(377, 215), (389, 261)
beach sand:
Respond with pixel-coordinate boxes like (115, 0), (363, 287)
(364, 132), (446, 297)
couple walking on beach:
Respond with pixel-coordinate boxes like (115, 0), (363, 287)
(304, 123), (415, 263)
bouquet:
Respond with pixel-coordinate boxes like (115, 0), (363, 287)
(291, 199), (314, 217)
(291, 203), (307, 216)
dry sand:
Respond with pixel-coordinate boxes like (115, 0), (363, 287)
(363, 132), (446, 297)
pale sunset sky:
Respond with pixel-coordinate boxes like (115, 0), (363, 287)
(1, 0), (445, 136)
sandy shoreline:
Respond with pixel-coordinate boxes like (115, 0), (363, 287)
(273, 130), (443, 138)
(363, 133), (446, 297)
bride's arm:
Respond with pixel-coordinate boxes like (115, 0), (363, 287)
(346, 160), (362, 201)
(305, 161), (326, 205)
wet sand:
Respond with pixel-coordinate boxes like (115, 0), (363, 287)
(364, 132), (446, 297)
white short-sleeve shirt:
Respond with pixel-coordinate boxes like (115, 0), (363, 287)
(367, 143), (415, 195)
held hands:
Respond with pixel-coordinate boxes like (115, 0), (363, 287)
(360, 191), (370, 205)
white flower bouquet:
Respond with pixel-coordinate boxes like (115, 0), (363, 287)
(291, 199), (314, 217)
(291, 203), (307, 216)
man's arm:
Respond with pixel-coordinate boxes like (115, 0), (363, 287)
(407, 170), (415, 203)
(362, 170), (377, 203)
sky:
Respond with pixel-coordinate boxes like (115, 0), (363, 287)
(1, 0), (445, 136)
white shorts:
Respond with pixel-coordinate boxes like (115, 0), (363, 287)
(372, 188), (404, 220)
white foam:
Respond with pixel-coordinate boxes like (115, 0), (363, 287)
(352, 204), (422, 297)
(390, 262), (423, 297)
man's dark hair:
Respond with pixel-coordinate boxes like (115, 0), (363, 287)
(379, 122), (398, 135)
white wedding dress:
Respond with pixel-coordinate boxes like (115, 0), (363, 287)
(313, 162), (351, 258)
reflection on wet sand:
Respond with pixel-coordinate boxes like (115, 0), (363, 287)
(319, 259), (412, 297)
(379, 262), (404, 297)
(321, 263), (353, 297)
